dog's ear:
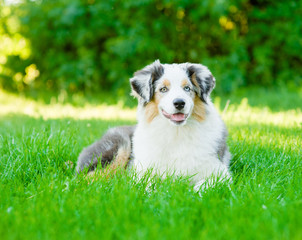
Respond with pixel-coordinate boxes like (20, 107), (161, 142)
(130, 60), (164, 103)
(185, 63), (216, 103)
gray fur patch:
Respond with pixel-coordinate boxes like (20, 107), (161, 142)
(217, 124), (231, 167)
(76, 125), (136, 174)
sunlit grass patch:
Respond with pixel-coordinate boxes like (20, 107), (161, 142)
(220, 98), (302, 127)
(0, 89), (136, 120)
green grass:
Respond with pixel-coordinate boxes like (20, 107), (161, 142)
(0, 88), (302, 240)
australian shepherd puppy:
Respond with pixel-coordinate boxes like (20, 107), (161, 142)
(76, 60), (231, 189)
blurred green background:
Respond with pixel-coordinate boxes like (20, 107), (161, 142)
(0, 0), (301, 101)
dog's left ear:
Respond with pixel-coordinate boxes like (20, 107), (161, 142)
(185, 63), (216, 103)
(130, 60), (164, 104)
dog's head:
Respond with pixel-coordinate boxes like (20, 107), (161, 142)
(130, 60), (215, 126)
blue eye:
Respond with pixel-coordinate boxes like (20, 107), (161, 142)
(160, 87), (168, 93)
(184, 86), (191, 92)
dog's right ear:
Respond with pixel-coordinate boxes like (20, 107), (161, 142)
(130, 60), (164, 103)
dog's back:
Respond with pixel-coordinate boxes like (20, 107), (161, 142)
(76, 125), (136, 174)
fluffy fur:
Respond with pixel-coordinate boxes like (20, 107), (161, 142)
(76, 126), (135, 173)
(76, 60), (231, 188)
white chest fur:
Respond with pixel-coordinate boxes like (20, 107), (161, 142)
(132, 105), (229, 184)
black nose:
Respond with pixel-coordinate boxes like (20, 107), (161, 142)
(173, 98), (186, 110)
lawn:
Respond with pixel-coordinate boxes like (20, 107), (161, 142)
(0, 88), (301, 240)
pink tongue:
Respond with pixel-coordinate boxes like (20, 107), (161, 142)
(171, 113), (186, 122)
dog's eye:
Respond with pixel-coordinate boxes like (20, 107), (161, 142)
(183, 86), (191, 92)
(160, 87), (168, 93)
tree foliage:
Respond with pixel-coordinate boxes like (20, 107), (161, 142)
(0, 0), (301, 95)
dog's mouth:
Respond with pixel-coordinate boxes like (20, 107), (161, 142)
(161, 109), (188, 125)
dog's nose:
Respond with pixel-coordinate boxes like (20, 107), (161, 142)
(173, 98), (186, 110)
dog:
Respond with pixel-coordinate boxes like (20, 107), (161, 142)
(76, 60), (231, 189)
